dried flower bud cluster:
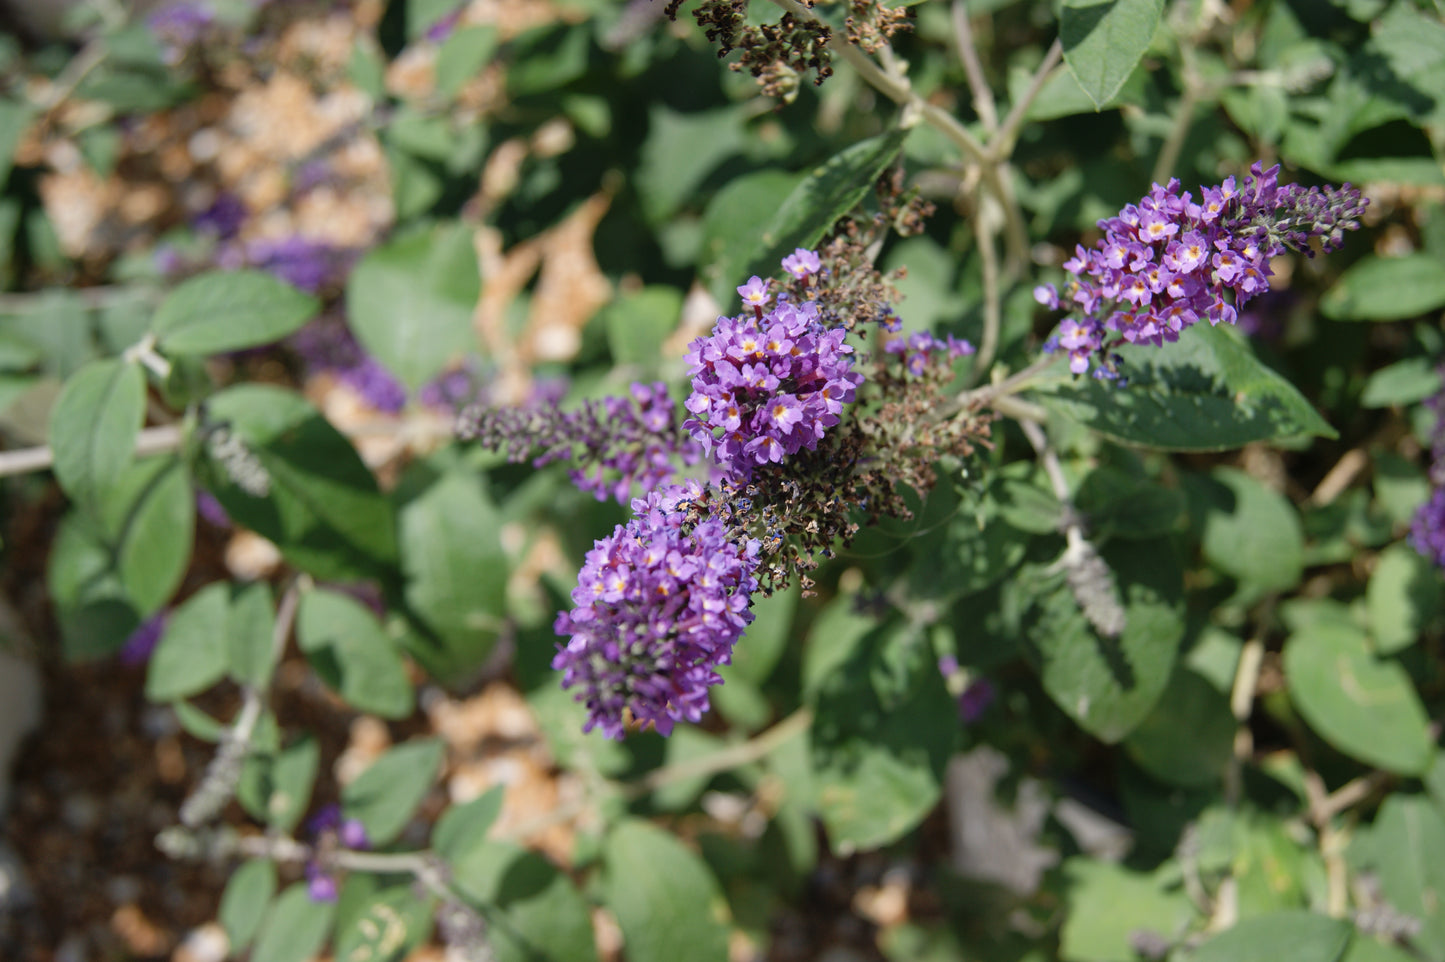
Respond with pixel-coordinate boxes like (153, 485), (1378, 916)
(457, 381), (701, 505)
(664, 0), (833, 98)
(1035, 162), (1366, 378)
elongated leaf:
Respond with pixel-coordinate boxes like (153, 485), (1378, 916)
(432, 786), (505, 866)
(334, 875), (435, 962)
(48, 358), (145, 511)
(250, 882), (335, 962)
(346, 224), (479, 390)
(342, 739), (444, 846)
(152, 270), (317, 354)
(1323, 253), (1445, 321)
(228, 581), (277, 688)
(47, 511), (140, 660)
(397, 463), (507, 681)
(203, 384), (397, 579)
(1283, 622), (1432, 775)
(1060, 859), (1194, 962)
(0, 97), (33, 188)
(711, 129), (908, 305)
(145, 583), (230, 701)
(1041, 321), (1336, 450)
(1361, 356), (1443, 408)
(1060, 0), (1164, 110)
(101, 457), (194, 615)
(1123, 667), (1234, 787)
(810, 622), (957, 851)
(601, 820), (727, 962)
(1024, 537), (1184, 742)
(219, 859), (276, 953)
(297, 588), (413, 719)
(1195, 468), (1304, 594)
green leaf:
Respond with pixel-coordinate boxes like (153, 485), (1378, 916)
(102, 457), (194, 614)
(347, 41), (385, 99)
(346, 224), (480, 391)
(712, 129), (908, 306)
(48, 511), (140, 660)
(0, 97), (33, 188)
(218, 859), (276, 953)
(1189, 910), (1352, 962)
(1077, 467), (1184, 540)
(268, 735), (320, 833)
(145, 584), (230, 701)
(699, 169), (799, 303)
(602, 287), (682, 369)
(435, 25), (499, 100)
(452, 839), (596, 962)
(1361, 356), (1443, 408)
(810, 622), (957, 851)
(1025, 537), (1184, 742)
(334, 875), (435, 962)
(1367, 541), (1441, 654)
(1041, 322), (1337, 450)
(1059, 859), (1194, 962)
(638, 104), (746, 225)
(432, 786), (504, 866)
(397, 464), (508, 681)
(1060, 0), (1164, 110)
(228, 581), (277, 688)
(1283, 622), (1433, 775)
(1196, 468), (1305, 594)
(172, 700), (225, 742)
(1323, 253), (1445, 321)
(1357, 794), (1445, 959)
(297, 588), (413, 719)
(48, 358), (145, 511)
(204, 384), (397, 579)
(723, 583), (797, 686)
(342, 739), (444, 847)
(601, 820), (728, 962)
(152, 270), (318, 354)
(1123, 667), (1234, 787)
(250, 882), (336, 962)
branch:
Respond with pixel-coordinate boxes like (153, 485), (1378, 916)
(0, 424), (185, 478)
(951, 0), (998, 134)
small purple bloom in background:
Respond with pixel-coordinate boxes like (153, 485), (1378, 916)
(192, 193), (247, 241)
(290, 318), (409, 414)
(148, 1), (213, 58)
(305, 863), (338, 903)
(958, 678), (996, 724)
(246, 237), (353, 294)
(553, 480), (760, 739)
(339, 818), (369, 850)
(424, 4), (466, 42)
(196, 490), (231, 528)
(1411, 366), (1445, 570)
(119, 612), (168, 666)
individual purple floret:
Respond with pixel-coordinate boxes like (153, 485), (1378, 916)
(196, 490), (231, 528)
(552, 480), (760, 739)
(458, 381), (702, 504)
(683, 257), (865, 480)
(881, 330), (975, 376)
(1034, 162), (1367, 377)
(305, 862), (338, 903)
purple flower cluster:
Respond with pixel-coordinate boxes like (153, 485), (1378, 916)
(684, 260), (864, 479)
(242, 237), (356, 295)
(1411, 368), (1445, 568)
(881, 330), (976, 377)
(553, 481), (760, 739)
(1035, 162), (1366, 377)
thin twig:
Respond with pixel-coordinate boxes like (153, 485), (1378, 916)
(0, 424), (185, 478)
(969, 195), (1004, 385)
(991, 39), (1063, 163)
(951, 0), (998, 134)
